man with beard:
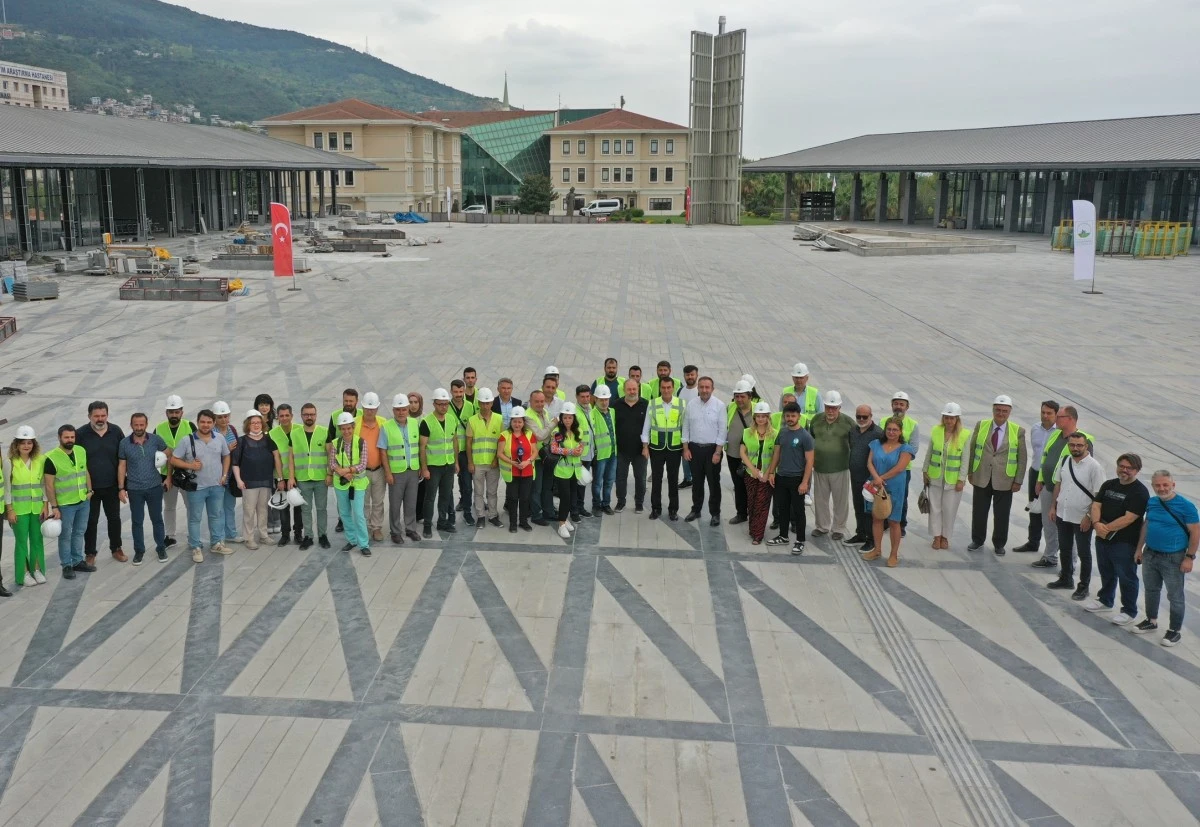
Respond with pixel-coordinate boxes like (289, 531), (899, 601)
(292, 403), (331, 549)
(270, 404), (304, 546)
(155, 395), (192, 548)
(117, 413), (170, 565)
(44, 424), (94, 575)
(591, 358), (621, 400)
(327, 388), (361, 534)
(77, 401), (126, 565)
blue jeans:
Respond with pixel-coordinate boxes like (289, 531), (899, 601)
(185, 486), (225, 550)
(335, 486), (369, 548)
(591, 456), (616, 508)
(128, 484), (166, 556)
(57, 501), (88, 567)
(1095, 538), (1138, 617)
(1142, 548), (1187, 631)
(223, 487), (239, 540)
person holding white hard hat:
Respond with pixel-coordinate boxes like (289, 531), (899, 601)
(498, 406), (538, 531)
(5, 425), (47, 587)
(966, 395), (1028, 556)
(231, 409), (283, 550)
(923, 403), (971, 550)
(550, 403), (586, 538)
(155, 394), (192, 549)
(380, 393), (422, 543)
(268, 404), (304, 547)
(419, 388), (459, 537)
(725, 379), (756, 525)
(211, 401), (242, 544)
(356, 392), (387, 543)
(291, 402), (331, 550)
(889, 391), (921, 535)
(780, 363), (821, 420)
(118, 412), (171, 565)
(808, 390), (855, 541)
(467, 388), (504, 529)
(330, 411), (371, 556)
(44, 423), (93, 576)
(740, 402), (778, 544)
(170, 407), (233, 563)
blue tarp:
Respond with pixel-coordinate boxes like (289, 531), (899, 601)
(393, 212), (429, 224)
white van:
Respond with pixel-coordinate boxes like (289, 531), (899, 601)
(580, 199), (622, 216)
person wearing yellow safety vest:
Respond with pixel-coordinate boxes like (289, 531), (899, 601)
(550, 403), (586, 539)
(44, 424), (93, 577)
(543, 366), (569, 401)
(641, 375), (686, 520)
(725, 380), (756, 525)
(589, 385), (617, 514)
(922, 403), (971, 550)
(1032, 405), (1094, 571)
(571, 385), (595, 520)
(497, 406), (538, 532)
(291, 403), (331, 550)
(269, 404), (304, 547)
(419, 388), (460, 538)
(780, 363), (822, 420)
(889, 392), (921, 536)
(740, 401), (777, 544)
(4, 425), (47, 587)
(380, 394), (422, 544)
(330, 412), (371, 556)
(1014, 400), (1059, 556)
(326, 388), (361, 536)
(967, 395), (1028, 555)
(628, 365), (649, 401)
(642, 360), (683, 403)
(591, 357), (621, 401)
(155, 394), (192, 549)
(467, 388), (505, 529)
(448, 379), (477, 526)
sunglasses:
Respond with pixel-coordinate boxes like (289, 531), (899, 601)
(855, 415), (870, 421)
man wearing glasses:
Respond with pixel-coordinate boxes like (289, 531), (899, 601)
(1083, 454), (1148, 625)
(1031, 406), (1094, 570)
(849, 405), (885, 550)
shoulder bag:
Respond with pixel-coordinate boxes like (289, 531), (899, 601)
(1156, 497), (1192, 546)
(1066, 459), (1098, 502)
(171, 434), (199, 492)
(226, 426), (243, 498)
(871, 482), (892, 520)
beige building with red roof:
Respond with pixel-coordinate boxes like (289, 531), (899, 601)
(259, 99), (462, 214)
(547, 109), (689, 215)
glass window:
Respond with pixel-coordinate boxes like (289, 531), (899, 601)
(578, 140), (586, 154)
(613, 168), (622, 183)
(614, 140), (622, 155)
(562, 167), (570, 182)
(328, 132), (338, 150)
(313, 133), (323, 150)
(665, 167), (674, 182)
(343, 132), (353, 150)
(625, 140), (634, 155)
(626, 168), (633, 183)
(577, 168), (585, 183)
(650, 139), (658, 154)
(650, 167), (658, 183)
(649, 197), (673, 211)
(602, 168), (610, 183)
(666, 139), (674, 154)
(562, 139), (570, 155)
(602, 139), (610, 154)
(344, 170), (355, 186)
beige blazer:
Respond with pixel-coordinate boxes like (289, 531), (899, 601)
(967, 419), (1028, 490)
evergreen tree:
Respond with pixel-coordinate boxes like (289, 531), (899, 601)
(516, 174), (556, 215)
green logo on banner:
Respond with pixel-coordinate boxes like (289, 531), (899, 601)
(1078, 230), (1090, 239)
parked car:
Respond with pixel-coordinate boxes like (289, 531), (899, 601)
(463, 204), (487, 214)
(580, 199), (622, 217)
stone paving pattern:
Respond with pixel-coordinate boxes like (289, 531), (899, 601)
(0, 224), (1197, 825)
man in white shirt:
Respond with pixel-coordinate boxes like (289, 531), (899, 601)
(678, 364), (700, 489)
(682, 376), (728, 526)
(1047, 432), (1106, 600)
(1015, 400), (1059, 554)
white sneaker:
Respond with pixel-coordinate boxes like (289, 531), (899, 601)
(558, 524), (571, 539)
(228, 535), (247, 544)
(191, 547), (204, 563)
(566, 522), (576, 533)
(211, 543), (233, 555)
(32, 570), (46, 585)
(1111, 612), (1136, 626)
(1083, 600), (1110, 613)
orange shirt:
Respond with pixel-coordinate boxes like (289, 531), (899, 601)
(359, 417), (382, 469)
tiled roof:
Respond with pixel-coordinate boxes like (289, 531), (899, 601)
(744, 113), (1200, 172)
(547, 109), (687, 132)
(260, 98), (429, 123)
(418, 109), (553, 128)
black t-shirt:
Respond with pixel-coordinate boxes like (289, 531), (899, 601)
(231, 434), (277, 489)
(1096, 478), (1150, 544)
(75, 424), (126, 488)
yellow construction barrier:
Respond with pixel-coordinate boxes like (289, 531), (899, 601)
(1051, 219), (1192, 259)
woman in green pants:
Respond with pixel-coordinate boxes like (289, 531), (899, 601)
(5, 425), (47, 587)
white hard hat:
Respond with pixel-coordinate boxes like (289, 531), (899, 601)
(212, 401), (231, 416)
(941, 402), (962, 417)
(477, 388), (495, 404)
(41, 518), (62, 539)
(510, 406), (527, 419)
(892, 391), (910, 402)
(432, 387), (451, 402)
(244, 409), (263, 421)
(286, 487), (306, 507)
(753, 401), (772, 415)
(790, 362), (809, 377)
(594, 385), (612, 399)
(561, 402), (577, 416)
(862, 482), (875, 503)
(545, 365), (560, 375)
(733, 380), (753, 394)
(165, 395), (183, 410)
(823, 390), (843, 407)
(154, 450), (168, 470)
(268, 490), (289, 511)
(14, 425), (35, 440)
(336, 412), (357, 427)
(392, 393), (409, 409)
(993, 394), (1014, 407)
(362, 392), (380, 409)
(740, 374), (756, 386)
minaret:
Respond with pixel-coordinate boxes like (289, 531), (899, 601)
(502, 73), (510, 110)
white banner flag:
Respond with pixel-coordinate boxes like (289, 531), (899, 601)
(1072, 200), (1096, 282)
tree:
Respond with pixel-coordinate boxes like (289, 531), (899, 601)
(516, 174), (556, 215)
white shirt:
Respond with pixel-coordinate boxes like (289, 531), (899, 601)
(546, 396), (564, 421)
(641, 398), (681, 445)
(678, 385), (699, 405)
(1052, 454), (1105, 523)
(682, 395), (728, 446)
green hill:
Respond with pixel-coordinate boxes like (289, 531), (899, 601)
(0, 0), (497, 121)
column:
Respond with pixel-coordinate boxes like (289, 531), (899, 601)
(135, 168), (149, 240)
(1143, 174), (1159, 221)
(1043, 173), (1063, 234)
(167, 170), (178, 237)
(1092, 174), (1107, 220)
(305, 171), (313, 219)
(849, 173), (862, 221)
(331, 174), (338, 214)
(782, 171), (793, 221)
(317, 172), (326, 217)
(1003, 173), (1020, 232)
(933, 173), (948, 226)
(900, 172), (917, 225)
(875, 172), (889, 222)
(965, 174), (983, 230)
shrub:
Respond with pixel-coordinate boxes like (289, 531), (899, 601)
(631, 208), (645, 218)
(751, 206), (772, 218)
(664, 218), (672, 224)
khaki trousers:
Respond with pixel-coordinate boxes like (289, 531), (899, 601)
(365, 467), (387, 534)
(473, 466), (501, 519)
(813, 470), (850, 534)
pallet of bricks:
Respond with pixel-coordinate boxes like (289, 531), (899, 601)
(7, 261), (59, 301)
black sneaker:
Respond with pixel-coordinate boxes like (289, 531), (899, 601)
(680, 480), (693, 489)
(476, 518), (486, 529)
(277, 536), (290, 547)
(489, 516), (503, 527)
(157, 549), (168, 562)
(635, 504), (644, 513)
(519, 521), (533, 531)
(615, 501), (626, 513)
(318, 535), (331, 549)
(335, 520), (344, 533)
(423, 525), (433, 538)
(791, 541), (805, 556)
(62, 566), (76, 580)
(532, 518), (549, 526)
(361, 547), (372, 557)
(1013, 543), (1039, 553)
(967, 541), (984, 551)
(847, 534), (865, 545)
(442, 523), (457, 533)
(602, 507), (615, 516)
(73, 561), (97, 573)
(1133, 619), (1159, 634)
(463, 513), (476, 525)
(994, 547), (1006, 556)
(649, 510), (661, 520)
(1162, 630), (1182, 647)
(1031, 559), (1056, 568)
(164, 536), (177, 548)
(767, 536), (788, 546)
(860, 541), (874, 552)
(341, 542), (355, 552)
(579, 509), (593, 518)
(728, 515), (748, 525)
(769, 519), (779, 530)
(133, 551), (145, 566)
(455, 501), (464, 512)
(299, 537), (314, 550)
(1047, 578), (1074, 590)
(509, 525), (518, 533)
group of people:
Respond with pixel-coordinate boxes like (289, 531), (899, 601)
(2, 360), (1196, 647)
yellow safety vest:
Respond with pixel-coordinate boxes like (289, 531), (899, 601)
(499, 430), (538, 483)
(422, 415), (455, 467)
(467, 412), (504, 465)
(553, 433), (583, 480)
(742, 428), (778, 472)
(332, 437), (370, 491)
(269, 426), (295, 480)
(290, 426), (329, 482)
(647, 398), (685, 450)
(590, 406), (615, 461)
(899, 416), (917, 443)
(927, 425), (971, 485)
(779, 384), (821, 417)
(971, 420), (1021, 479)
(9, 455), (45, 516)
(46, 446), (88, 506)
(382, 418), (420, 473)
(155, 420), (193, 477)
(1038, 429), (1095, 483)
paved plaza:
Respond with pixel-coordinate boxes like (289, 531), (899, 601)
(0, 223), (1197, 826)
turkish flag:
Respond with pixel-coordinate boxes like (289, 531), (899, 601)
(270, 202), (294, 278)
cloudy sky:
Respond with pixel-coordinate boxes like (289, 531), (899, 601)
(186, 0), (1200, 158)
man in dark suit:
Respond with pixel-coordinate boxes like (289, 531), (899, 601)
(495, 378), (523, 430)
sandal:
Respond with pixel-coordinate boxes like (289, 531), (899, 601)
(751, 539), (762, 545)
(766, 536), (788, 546)
(861, 548), (882, 561)
(887, 556), (900, 567)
